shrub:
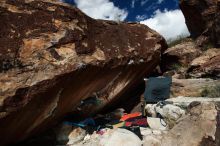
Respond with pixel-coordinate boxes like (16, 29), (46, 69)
(201, 42), (214, 51)
(167, 35), (189, 47)
(170, 63), (182, 70)
(200, 84), (220, 98)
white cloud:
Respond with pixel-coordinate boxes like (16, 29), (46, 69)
(74, 0), (128, 21)
(173, 0), (179, 7)
(141, 0), (149, 6)
(136, 15), (148, 21)
(157, 0), (164, 4)
(140, 9), (190, 41)
(131, 0), (136, 8)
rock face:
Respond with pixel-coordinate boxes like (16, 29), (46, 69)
(178, 0), (220, 78)
(188, 48), (220, 78)
(213, 7), (220, 46)
(99, 128), (142, 146)
(144, 98), (220, 146)
(161, 39), (201, 78)
(171, 78), (220, 97)
(180, 0), (220, 47)
(145, 99), (220, 146)
(0, 0), (167, 145)
(162, 39), (201, 69)
(161, 102), (220, 146)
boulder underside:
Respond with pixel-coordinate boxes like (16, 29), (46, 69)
(0, 0), (167, 145)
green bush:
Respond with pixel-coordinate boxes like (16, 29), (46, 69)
(201, 42), (214, 51)
(200, 84), (220, 98)
(170, 63), (182, 70)
(167, 35), (189, 47)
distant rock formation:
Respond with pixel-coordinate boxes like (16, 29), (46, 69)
(180, 0), (220, 47)
(0, 0), (167, 145)
(162, 0), (220, 79)
(161, 39), (202, 78)
(188, 48), (220, 78)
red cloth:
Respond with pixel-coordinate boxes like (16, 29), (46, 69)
(125, 118), (148, 127)
(125, 122), (132, 126)
(132, 118), (148, 127)
(96, 130), (105, 135)
(120, 112), (142, 121)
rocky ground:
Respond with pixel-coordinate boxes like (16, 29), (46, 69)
(0, 0), (219, 146)
(18, 97), (219, 146)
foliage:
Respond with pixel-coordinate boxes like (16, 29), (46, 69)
(200, 84), (220, 98)
(170, 63), (182, 70)
(167, 35), (189, 47)
(201, 42), (214, 51)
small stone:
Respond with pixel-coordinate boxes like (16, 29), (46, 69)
(67, 127), (86, 145)
(152, 130), (162, 135)
(140, 127), (152, 136)
(147, 117), (167, 130)
(100, 128), (142, 146)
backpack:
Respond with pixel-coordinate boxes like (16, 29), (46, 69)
(144, 77), (172, 103)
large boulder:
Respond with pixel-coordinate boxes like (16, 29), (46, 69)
(180, 0), (220, 47)
(163, 39), (201, 69)
(99, 128), (142, 146)
(67, 128), (142, 146)
(161, 102), (220, 146)
(161, 39), (201, 78)
(0, 0), (167, 145)
(143, 100), (220, 146)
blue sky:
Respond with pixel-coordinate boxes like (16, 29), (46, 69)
(64, 0), (179, 21)
(63, 0), (189, 41)
(111, 0), (179, 21)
